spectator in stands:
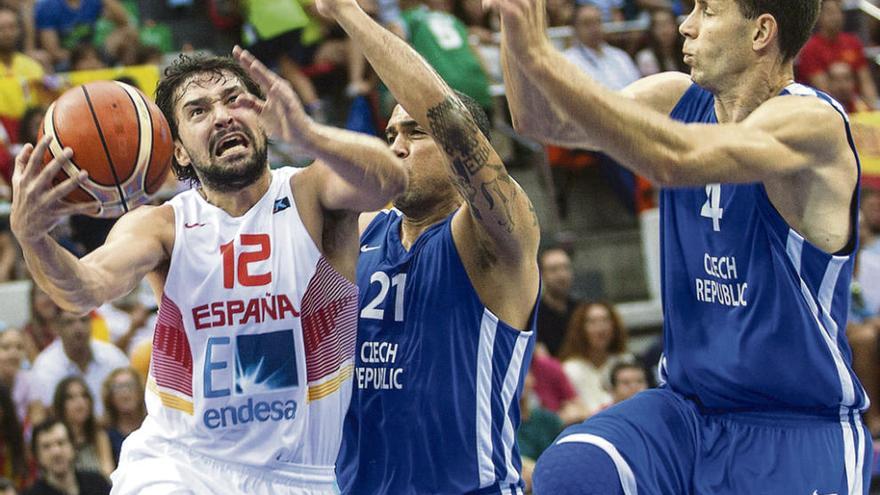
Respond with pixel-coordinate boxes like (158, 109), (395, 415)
(454, 0), (496, 44)
(608, 361), (648, 404)
(400, 0), (494, 116)
(516, 372), (564, 494)
(17, 107), (43, 147)
(0, 385), (29, 490)
(51, 376), (113, 478)
(26, 420), (110, 495)
(537, 247), (578, 357)
(863, 186), (880, 250)
(0, 7), (43, 79)
(31, 311), (128, 418)
(0, 477), (16, 495)
(576, 0), (623, 22)
(240, 0), (340, 123)
(825, 61), (871, 113)
(34, 0), (134, 70)
(635, 8), (687, 76)
(797, 0), (879, 108)
(559, 301), (634, 413)
(0, 327), (43, 425)
(22, 284), (58, 362)
(0, 228), (15, 283)
(564, 4), (641, 90)
(67, 42), (105, 71)
(846, 212), (880, 435)
(546, 0), (575, 29)
(100, 367), (144, 464)
(529, 349), (590, 425)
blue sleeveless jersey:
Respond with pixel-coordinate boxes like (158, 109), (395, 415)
(659, 83), (867, 414)
(337, 210), (537, 494)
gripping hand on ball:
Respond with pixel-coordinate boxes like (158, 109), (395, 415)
(232, 46), (318, 152)
(10, 135), (101, 244)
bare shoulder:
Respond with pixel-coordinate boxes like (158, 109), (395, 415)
(746, 95), (850, 163)
(621, 72), (693, 115)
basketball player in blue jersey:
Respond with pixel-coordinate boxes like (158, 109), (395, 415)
(491, 0), (871, 493)
(317, 0), (541, 492)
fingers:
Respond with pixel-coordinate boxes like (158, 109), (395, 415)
(33, 146), (74, 192)
(233, 45), (279, 93)
(56, 200), (102, 218)
(44, 167), (88, 206)
(231, 93), (265, 114)
(12, 142), (34, 186)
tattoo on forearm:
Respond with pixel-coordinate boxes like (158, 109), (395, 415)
(426, 96), (525, 233)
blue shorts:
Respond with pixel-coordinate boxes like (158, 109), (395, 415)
(536, 388), (872, 494)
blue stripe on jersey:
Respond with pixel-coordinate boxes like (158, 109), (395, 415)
(659, 83), (866, 414)
(338, 211), (537, 494)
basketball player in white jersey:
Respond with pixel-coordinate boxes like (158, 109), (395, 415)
(9, 48), (407, 494)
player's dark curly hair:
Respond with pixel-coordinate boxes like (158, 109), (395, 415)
(155, 54), (263, 184)
(732, 0), (820, 61)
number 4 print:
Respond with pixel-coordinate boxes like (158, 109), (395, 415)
(701, 184), (723, 232)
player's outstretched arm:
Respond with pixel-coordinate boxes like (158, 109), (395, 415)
(493, 0), (853, 187)
(232, 46), (407, 213)
(10, 136), (169, 314)
(321, 0), (539, 260)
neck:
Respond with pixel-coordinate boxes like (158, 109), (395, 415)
(399, 197), (460, 250)
(116, 412), (143, 433)
(587, 348), (608, 367)
(46, 468), (77, 494)
(713, 61), (794, 123)
(542, 291), (568, 312)
(64, 345), (92, 372)
(199, 169), (271, 217)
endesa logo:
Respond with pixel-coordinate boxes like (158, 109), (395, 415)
(203, 330), (299, 430)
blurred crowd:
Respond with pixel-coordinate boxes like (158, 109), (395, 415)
(0, 0), (876, 493)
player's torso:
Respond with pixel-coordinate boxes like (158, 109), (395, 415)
(661, 84), (865, 413)
(144, 167), (358, 470)
(338, 210), (535, 494)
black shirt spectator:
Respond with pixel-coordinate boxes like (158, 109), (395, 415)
(537, 248), (578, 356)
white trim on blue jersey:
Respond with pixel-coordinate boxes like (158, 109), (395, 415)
(477, 310), (499, 487)
(556, 434), (638, 495)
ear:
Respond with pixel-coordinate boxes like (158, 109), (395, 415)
(173, 141), (191, 168)
(752, 13), (778, 53)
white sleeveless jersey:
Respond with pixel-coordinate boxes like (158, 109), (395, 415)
(140, 167), (358, 471)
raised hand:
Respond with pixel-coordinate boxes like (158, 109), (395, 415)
(231, 46), (316, 150)
(10, 135), (101, 244)
(490, 0), (551, 65)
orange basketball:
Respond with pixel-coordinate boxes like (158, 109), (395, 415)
(37, 81), (173, 218)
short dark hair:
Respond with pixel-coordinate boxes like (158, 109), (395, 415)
(732, 0), (820, 61)
(453, 90), (491, 142)
(609, 362), (646, 388)
(31, 419), (71, 460)
(154, 54), (263, 184)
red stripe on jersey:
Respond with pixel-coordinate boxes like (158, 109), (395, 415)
(151, 294), (193, 397)
(301, 257), (359, 383)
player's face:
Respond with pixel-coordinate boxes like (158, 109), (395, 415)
(585, 305), (614, 351)
(35, 424), (75, 476)
(173, 72), (268, 192)
(679, 0), (755, 91)
(386, 105), (460, 216)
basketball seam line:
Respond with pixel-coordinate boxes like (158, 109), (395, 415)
(118, 83), (144, 193)
(133, 88), (160, 192)
(81, 85), (129, 214)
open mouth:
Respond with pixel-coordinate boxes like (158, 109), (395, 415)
(213, 132), (250, 157)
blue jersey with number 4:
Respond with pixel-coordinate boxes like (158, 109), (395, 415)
(337, 210), (536, 495)
(659, 83), (867, 413)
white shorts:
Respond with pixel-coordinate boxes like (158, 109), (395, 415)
(110, 429), (338, 495)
